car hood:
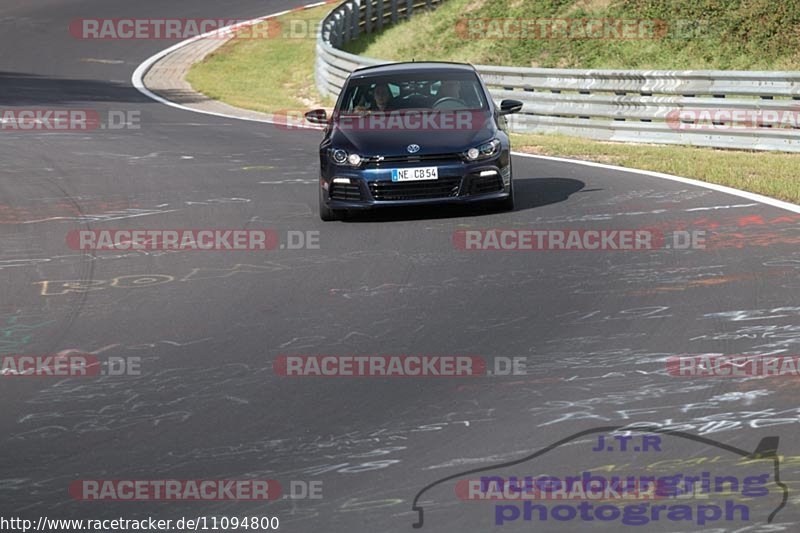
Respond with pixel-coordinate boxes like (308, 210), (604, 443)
(330, 111), (496, 156)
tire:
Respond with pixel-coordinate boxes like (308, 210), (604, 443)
(319, 187), (340, 221)
(497, 180), (515, 212)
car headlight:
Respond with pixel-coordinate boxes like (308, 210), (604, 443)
(464, 139), (501, 161)
(329, 149), (363, 167)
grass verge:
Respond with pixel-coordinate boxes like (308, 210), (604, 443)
(186, 3), (800, 204)
(186, 5), (334, 112)
(511, 133), (800, 204)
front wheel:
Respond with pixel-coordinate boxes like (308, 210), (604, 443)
(496, 181), (515, 212)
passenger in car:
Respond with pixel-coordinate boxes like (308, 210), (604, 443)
(354, 83), (395, 113)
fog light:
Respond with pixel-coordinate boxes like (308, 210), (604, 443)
(333, 177), (351, 184)
(480, 170), (498, 177)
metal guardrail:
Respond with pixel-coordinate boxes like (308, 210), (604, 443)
(315, 0), (443, 98)
(316, 0), (800, 152)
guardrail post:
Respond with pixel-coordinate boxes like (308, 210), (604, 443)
(376, 0), (384, 31)
(365, 0), (373, 34)
(343, 4), (352, 42)
(407, 0), (414, 18)
(328, 15), (338, 48)
(336, 12), (345, 48)
(352, 0), (361, 40)
(391, 0), (398, 25)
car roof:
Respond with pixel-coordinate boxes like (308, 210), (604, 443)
(350, 61), (477, 79)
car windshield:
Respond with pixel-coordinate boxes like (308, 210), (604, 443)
(337, 71), (489, 114)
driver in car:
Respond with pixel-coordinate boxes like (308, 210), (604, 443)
(437, 80), (461, 100)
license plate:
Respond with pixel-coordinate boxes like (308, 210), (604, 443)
(391, 167), (438, 182)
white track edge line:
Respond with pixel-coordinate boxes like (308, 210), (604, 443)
(512, 152), (800, 214)
(131, 3), (324, 129)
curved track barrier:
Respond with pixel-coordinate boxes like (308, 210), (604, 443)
(316, 0), (800, 152)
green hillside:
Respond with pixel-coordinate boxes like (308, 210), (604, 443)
(345, 0), (800, 70)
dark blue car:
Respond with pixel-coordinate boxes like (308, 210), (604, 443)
(305, 62), (523, 221)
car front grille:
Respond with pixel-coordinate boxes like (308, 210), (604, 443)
(330, 181), (363, 201)
(366, 154), (463, 165)
(369, 177), (462, 201)
(468, 173), (504, 195)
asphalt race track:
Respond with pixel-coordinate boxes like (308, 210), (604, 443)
(1, 1), (799, 532)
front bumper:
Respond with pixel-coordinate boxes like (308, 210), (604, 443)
(320, 154), (511, 210)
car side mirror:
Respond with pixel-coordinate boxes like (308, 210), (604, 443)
(304, 109), (328, 124)
(499, 99), (523, 115)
